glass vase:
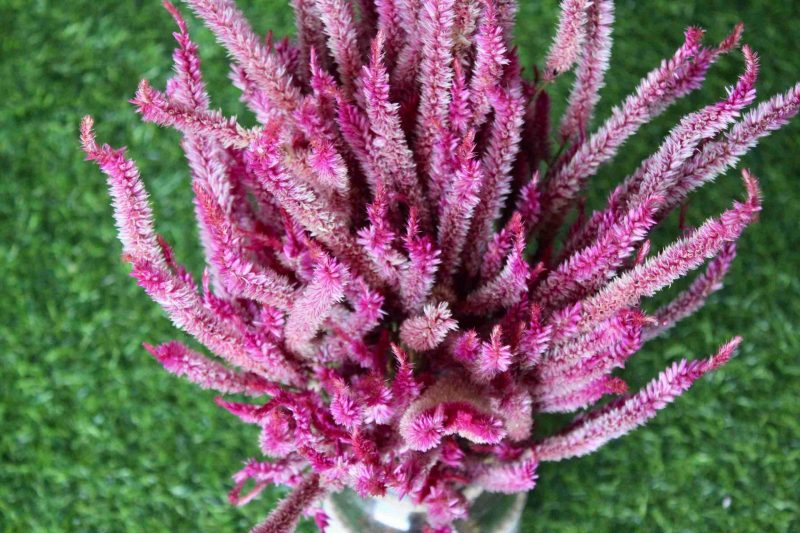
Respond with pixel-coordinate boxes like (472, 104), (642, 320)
(323, 488), (526, 532)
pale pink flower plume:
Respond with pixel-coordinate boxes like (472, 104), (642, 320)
(81, 0), (798, 529)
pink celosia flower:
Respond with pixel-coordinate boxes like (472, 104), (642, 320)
(399, 301), (458, 351)
(534, 337), (742, 461)
(545, 0), (589, 78)
(558, 0), (614, 141)
(83, 0), (798, 529)
(474, 456), (538, 493)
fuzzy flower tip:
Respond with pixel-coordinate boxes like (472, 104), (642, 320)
(83, 0), (796, 529)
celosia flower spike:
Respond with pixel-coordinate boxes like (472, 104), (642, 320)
(291, 0), (331, 84)
(144, 340), (281, 396)
(660, 81), (800, 217)
(388, 0), (423, 106)
(361, 32), (428, 222)
(414, 0), (456, 206)
(572, 170), (760, 338)
(644, 243), (737, 341)
(132, 79), (258, 149)
(540, 25), (740, 234)
(399, 209), (441, 313)
(163, 1), (209, 110)
(535, 337), (742, 461)
(193, 181), (297, 309)
(449, 60), (471, 135)
(375, 0), (404, 67)
(285, 253), (349, 356)
(518, 304), (552, 369)
(544, 0), (589, 78)
(533, 196), (659, 313)
(558, 0), (614, 141)
(391, 344), (421, 408)
(399, 302), (458, 351)
(613, 45), (759, 217)
(463, 82), (525, 274)
(462, 214), (532, 314)
(80, 116), (163, 267)
(82, 117), (302, 383)
(468, 0), (509, 129)
(228, 459), (305, 507)
(251, 473), (324, 533)
(437, 129), (483, 281)
(162, 6), (243, 291)
(472, 325), (514, 382)
(357, 184), (405, 287)
(315, 0), (363, 95)
(185, 0), (303, 116)
(475, 457), (538, 493)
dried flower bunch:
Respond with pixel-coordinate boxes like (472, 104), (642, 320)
(82, 0), (799, 530)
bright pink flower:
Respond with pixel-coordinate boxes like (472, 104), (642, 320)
(315, 0), (362, 95)
(83, 1), (794, 529)
(644, 243), (737, 341)
(534, 196), (659, 312)
(659, 81), (800, 217)
(193, 181), (297, 309)
(472, 326), (513, 382)
(399, 210), (440, 313)
(437, 130), (483, 281)
(469, 0), (508, 128)
(462, 215), (531, 314)
(186, 0), (303, 116)
(400, 302), (458, 351)
(573, 171), (760, 336)
(251, 473), (324, 532)
(463, 82), (525, 275)
(399, 379), (505, 451)
(229, 458), (305, 506)
(144, 340), (280, 395)
(606, 46), (759, 221)
(545, 0), (589, 78)
(475, 456), (538, 493)
(541, 25), (742, 236)
(132, 79), (257, 149)
(290, 0), (330, 84)
(558, 0), (614, 141)
(361, 34), (428, 221)
(518, 304), (552, 369)
(285, 253), (349, 356)
(414, 0), (456, 206)
(535, 338), (742, 461)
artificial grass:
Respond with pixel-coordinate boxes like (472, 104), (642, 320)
(1, 0), (798, 530)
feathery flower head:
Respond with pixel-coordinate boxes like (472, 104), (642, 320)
(83, 0), (798, 529)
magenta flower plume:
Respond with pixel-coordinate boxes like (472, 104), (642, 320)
(83, 0), (797, 529)
(143, 340), (280, 396)
(399, 302), (458, 351)
(545, 0), (589, 78)
(535, 337), (743, 461)
(251, 474), (324, 533)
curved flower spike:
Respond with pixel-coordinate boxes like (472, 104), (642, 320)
(535, 337), (741, 461)
(400, 379), (505, 451)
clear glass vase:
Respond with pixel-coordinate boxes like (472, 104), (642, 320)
(323, 488), (526, 532)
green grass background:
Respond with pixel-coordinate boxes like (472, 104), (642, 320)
(1, 0), (798, 531)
